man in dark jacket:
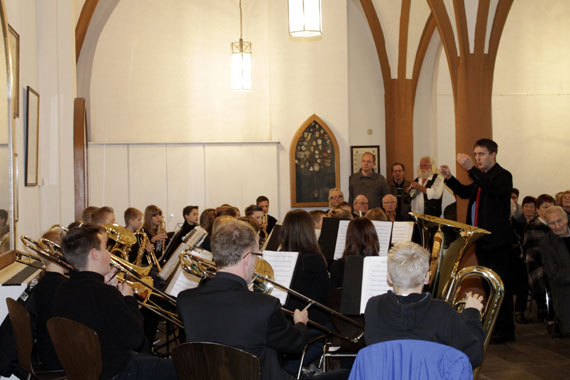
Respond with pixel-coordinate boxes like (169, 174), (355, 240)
(53, 224), (176, 380)
(541, 206), (570, 336)
(440, 138), (514, 343)
(177, 220), (309, 380)
(364, 241), (485, 368)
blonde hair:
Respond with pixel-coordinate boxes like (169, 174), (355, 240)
(388, 241), (429, 290)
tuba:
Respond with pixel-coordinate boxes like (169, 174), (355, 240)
(410, 212), (505, 375)
(104, 223), (137, 260)
(409, 212), (490, 298)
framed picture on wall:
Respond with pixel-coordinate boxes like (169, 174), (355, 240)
(25, 86), (39, 186)
(351, 145), (380, 174)
(8, 24), (19, 118)
(290, 114), (340, 207)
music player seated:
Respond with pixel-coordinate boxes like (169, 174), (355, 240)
(53, 224), (176, 380)
(177, 220), (310, 380)
(0, 228), (69, 378)
(364, 241), (485, 368)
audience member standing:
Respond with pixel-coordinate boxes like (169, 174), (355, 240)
(388, 163), (411, 219)
(349, 152), (390, 209)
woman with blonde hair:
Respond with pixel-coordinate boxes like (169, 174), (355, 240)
(143, 205), (168, 258)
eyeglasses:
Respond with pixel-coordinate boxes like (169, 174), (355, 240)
(244, 251), (263, 259)
(330, 195), (343, 200)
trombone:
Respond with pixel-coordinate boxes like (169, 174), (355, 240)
(180, 251), (364, 344)
(108, 252), (183, 329)
(21, 233), (184, 329)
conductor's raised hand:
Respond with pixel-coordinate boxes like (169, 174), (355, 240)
(293, 308), (309, 325)
(456, 153), (474, 171)
(464, 291), (484, 312)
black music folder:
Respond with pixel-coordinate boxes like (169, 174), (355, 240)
(318, 217), (341, 261)
(263, 224), (282, 251)
(340, 256), (365, 315)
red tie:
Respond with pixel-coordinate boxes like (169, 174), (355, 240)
(474, 187), (482, 226)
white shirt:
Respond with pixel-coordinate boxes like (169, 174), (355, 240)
(410, 174), (444, 214)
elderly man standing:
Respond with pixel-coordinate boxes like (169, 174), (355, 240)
(409, 157), (444, 217)
(349, 152), (390, 209)
(541, 206), (570, 336)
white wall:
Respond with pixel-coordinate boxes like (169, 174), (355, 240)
(432, 0), (570, 201)
(4, 0), (76, 247)
(492, 0), (570, 199)
(88, 142), (279, 230)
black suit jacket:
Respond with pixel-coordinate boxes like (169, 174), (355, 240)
(445, 163), (513, 251)
(541, 232), (570, 333)
(177, 272), (307, 380)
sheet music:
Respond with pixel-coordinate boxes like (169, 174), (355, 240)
(391, 222), (414, 243)
(165, 265), (200, 297)
(360, 256), (390, 314)
(159, 243), (187, 280)
(371, 221), (393, 256)
(333, 220), (350, 260)
(261, 251), (299, 305)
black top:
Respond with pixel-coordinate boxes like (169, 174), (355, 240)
(27, 272), (66, 370)
(53, 271), (144, 380)
(266, 215), (278, 235)
(177, 272), (307, 380)
(364, 291), (485, 368)
(444, 163), (513, 251)
(285, 251), (330, 326)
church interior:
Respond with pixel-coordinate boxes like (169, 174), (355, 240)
(0, 0), (570, 379)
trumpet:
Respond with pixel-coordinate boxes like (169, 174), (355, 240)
(180, 252), (364, 344)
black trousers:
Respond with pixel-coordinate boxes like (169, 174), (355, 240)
(476, 245), (515, 338)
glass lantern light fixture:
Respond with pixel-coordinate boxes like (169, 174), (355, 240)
(288, 0), (322, 37)
(231, 0), (252, 91)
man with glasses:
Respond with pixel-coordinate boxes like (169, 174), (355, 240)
(177, 220), (309, 380)
(349, 152), (390, 209)
(541, 206), (570, 337)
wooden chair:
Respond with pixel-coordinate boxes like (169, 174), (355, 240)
(46, 317), (102, 380)
(172, 342), (261, 380)
(5, 298), (66, 380)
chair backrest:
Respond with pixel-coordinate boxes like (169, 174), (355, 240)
(47, 317), (102, 380)
(348, 340), (473, 380)
(6, 297), (34, 374)
(172, 342), (261, 380)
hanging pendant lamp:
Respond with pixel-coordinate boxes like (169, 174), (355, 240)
(288, 0), (322, 37)
(231, 0), (252, 91)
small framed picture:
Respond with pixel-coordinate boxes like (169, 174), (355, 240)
(25, 86), (40, 186)
(8, 24), (19, 117)
(351, 145), (380, 174)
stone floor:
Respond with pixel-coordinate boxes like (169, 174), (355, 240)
(479, 321), (570, 379)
